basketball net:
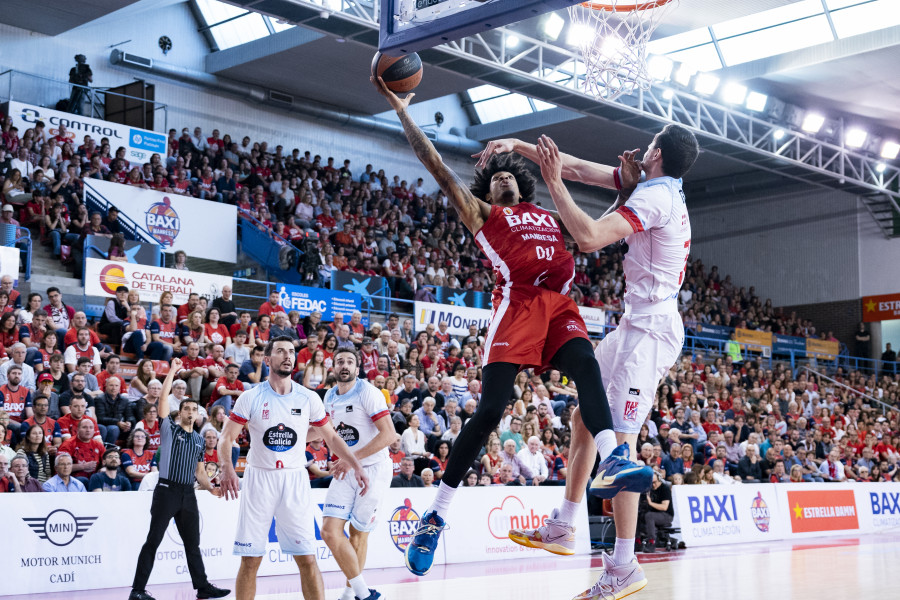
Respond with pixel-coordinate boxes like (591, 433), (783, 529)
(567, 0), (677, 101)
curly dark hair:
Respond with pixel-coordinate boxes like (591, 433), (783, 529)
(469, 153), (536, 205)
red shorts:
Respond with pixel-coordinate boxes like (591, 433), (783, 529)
(482, 286), (589, 370)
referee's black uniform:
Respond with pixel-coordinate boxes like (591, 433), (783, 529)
(130, 415), (226, 600)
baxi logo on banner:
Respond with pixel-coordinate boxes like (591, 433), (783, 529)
(85, 258), (232, 305)
(83, 179), (236, 262)
(4, 100), (167, 164)
(787, 490), (858, 533)
(277, 284), (361, 321)
(388, 499), (421, 552)
(414, 301), (491, 336)
(673, 484), (781, 546)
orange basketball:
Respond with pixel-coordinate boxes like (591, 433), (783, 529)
(372, 51), (423, 93)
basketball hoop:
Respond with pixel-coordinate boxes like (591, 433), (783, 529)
(568, 0), (677, 100)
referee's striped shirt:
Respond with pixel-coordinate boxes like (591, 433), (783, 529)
(157, 416), (204, 485)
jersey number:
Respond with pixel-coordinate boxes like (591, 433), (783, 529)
(678, 240), (691, 286)
(536, 246), (556, 261)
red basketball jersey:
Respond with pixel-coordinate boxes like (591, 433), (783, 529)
(474, 203), (575, 301)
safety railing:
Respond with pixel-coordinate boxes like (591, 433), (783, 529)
(801, 366), (899, 415)
(238, 215), (304, 285)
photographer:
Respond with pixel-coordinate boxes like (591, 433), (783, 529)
(68, 54), (92, 115)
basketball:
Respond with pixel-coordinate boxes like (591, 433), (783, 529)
(371, 51), (423, 93)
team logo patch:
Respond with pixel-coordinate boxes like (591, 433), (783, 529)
(388, 499), (420, 552)
(335, 422), (361, 446)
(623, 400), (639, 422)
(346, 406), (354, 413)
(628, 388), (640, 395)
(262, 409), (269, 420)
(145, 197), (180, 247)
(751, 492), (771, 533)
(503, 207), (514, 215)
(291, 408), (302, 415)
(263, 423), (298, 452)
(98, 264), (127, 295)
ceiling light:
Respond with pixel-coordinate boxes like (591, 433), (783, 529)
(745, 91), (768, 112)
(773, 128), (786, 141)
(673, 64), (697, 87)
(505, 34), (520, 49)
(845, 128), (867, 149)
(541, 12), (565, 42)
(881, 141), (900, 160)
(565, 23), (593, 47)
(876, 162), (887, 173)
(648, 55), (674, 81)
(801, 113), (825, 133)
(662, 88), (674, 100)
(721, 82), (747, 104)
(693, 72), (720, 95)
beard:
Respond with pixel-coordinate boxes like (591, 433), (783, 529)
(336, 369), (355, 383)
(275, 367), (293, 378)
(499, 189), (517, 202)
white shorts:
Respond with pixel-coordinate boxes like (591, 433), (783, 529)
(595, 311), (683, 434)
(322, 460), (393, 532)
(234, 466), (315, 556)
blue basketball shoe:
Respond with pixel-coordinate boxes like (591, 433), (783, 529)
(404, 511), (446, 576)
(589, 443), (653, 499)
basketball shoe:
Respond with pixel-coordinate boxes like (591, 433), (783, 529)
(589, 443), (652, 499)
(404, 511), (446, 576)
(573, 554), (647, 600)
(356, 590), (382, 600)
(508, 508), (576, 555)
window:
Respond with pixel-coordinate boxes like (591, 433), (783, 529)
(195, 0), (291, 50)
(467, 84), (555, 124)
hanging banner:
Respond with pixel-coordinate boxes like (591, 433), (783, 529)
(735, 328), (772, 350)
(84, 179), (236, 263)
(433, 286), (491, 310)
(84, 258), (231, 305)
(3, 100), (167, 165)
(332, 271), (389, 313)
(275, 283), (361, 321)
(805, 338), (839, 360)
(414, 300), (491, 336)
(861, 293), (900, 322)
(773, 334), (806, 356)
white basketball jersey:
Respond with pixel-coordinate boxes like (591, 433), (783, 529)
(324, 379), (391, 468)
(230, 380), (328, 470)
(614, 176), (691, 309)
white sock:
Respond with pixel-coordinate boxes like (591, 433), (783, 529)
(429, 481), (458, 520)
(556, 499), (580, 527)
(348, 575), (369, 600)
(341, 586), (355, 600)
(612, 538), (635, 565)
(595, 429), (618, 460)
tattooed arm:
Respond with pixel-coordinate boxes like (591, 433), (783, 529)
(372, 76), (490, 235)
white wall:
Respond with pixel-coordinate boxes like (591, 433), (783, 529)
(857, 198), (900, 297)
(689, 186), (861, 306)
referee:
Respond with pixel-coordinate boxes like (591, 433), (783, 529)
(129, 357), (230, 600)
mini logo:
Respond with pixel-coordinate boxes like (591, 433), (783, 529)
(262, 409), (269, 420)
(503, 207), (514, 215)
(291, 408), (302, 416)
(623, 400), (639, 422)
(388, 499), (420, 551)
(628, 388), (640, 396)
(167, 512), (204, 545)
(346, 406), (354, 413)
(750, 491), (770, 533)
(145, 197), (180, 247)
(98, 264), (127, 295)
(23, 510), (98, 547)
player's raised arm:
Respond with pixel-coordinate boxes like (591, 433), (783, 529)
(372, 76), (490, 235)
(537, 135), (634, 253)
(474, 138), (641, 190)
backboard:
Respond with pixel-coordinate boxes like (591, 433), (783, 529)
(379, 0), (582, 56)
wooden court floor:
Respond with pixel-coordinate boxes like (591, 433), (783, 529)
(10, 534), (897, 600)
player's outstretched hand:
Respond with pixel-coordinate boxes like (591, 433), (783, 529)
(536, 135), (563, 183)
(355, 470), (370, 496)
(472, 138), (517, 169)
(617, 148), (642, 190)
(371, 76), (414, 113)
(220, 469), (240, 501)
(209, 487), (223, 498)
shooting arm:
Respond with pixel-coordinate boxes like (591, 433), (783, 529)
(510, 139), (617, 188)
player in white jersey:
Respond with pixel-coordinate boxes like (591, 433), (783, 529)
(218, 337), (369, 600)
(321, 348), (396, 600)
(477, 124), (699, 600)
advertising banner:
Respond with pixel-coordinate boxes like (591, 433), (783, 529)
(3, 100), (167, 165)
(695, 323), (732, 339)
(84, 234), (161, 266)
(0, 486), (588, 596)
(854, 482), (900, 533)
(84, 179), (237, 263)
(578, 306), (606, 333)
(414, 300), (492, 336)
(784, 488), (859, 535)
(735, 328), (772, 350)
(773, 334), (806, 356)
(0, 245), (20, 285)
(275, 283), (361, 321)
(861, 292), (900, 322)
(84, 258), (232, 305)
(805, 338), (839, 360)
(672, 484), (781, 547)
(433, 286), (491, 310)
(332, 271), (389, 314)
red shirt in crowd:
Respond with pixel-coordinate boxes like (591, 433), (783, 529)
(57, 413), (100, 440)
(58, 436), (105, 476)
(306, 443), (330, 480)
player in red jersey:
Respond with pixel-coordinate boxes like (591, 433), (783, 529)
(373, 76), (647, 578)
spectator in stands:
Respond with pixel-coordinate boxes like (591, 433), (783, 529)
(391, 456), (424, 488)
(500, 417), (525, 452)
(0, 364), (33, 435)
(239, 345), (268, 388)
(42, 451), (85, 492)
(0, 344), (36, 391)
(8, 455), (43, 492)
(400, 413), (429, 470)
(516, 436), (548, 486)
(738, 444), (763, 483)
(0, 426), (13, 462)
(89, 448), (131, 492)
(642, 472), (673, 552)
(819, 447), (847, 482)
(499, 439), (530, 484)
(258, 290), (285, 318)
(211, 363), (243, 413)
(94, 377), (132, 445)
(23, 391), (61, 449)
(661, 442), (684, 480)
(211, 285), (238, 328)
(122, 428), (157, 485)
(15, 423), (52, 483)
(149, 304), (179, 360)
(63, 329), (101, 373)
